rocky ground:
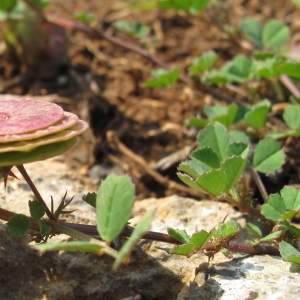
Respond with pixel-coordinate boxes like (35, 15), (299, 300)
(1, 0), (300, 299)
(0, 158), (299, 299)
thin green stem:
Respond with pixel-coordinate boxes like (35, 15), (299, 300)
(16, 164), (55, 220)
(51, 221), (118, 258)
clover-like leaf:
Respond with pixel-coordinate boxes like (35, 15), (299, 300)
(189, 230), (211, 250)
(96, 174), (135, 243)
(196, 169), (226, 196)
(7, 214), (29, 237)
(239, 17), (263, 49)
(261, 186), (300, 221)
(279, 241), (300, 265)
(82, 192), (97, 208)
(177, 173), (207, 193)
(197, 122), (229, 161)
(220, 156), (246, 192)
(145, 68), (180, 88)
(168, 228), (190, 244)
(213, 220), (239, 239)
(29, 200), (45, 221)
(244, 99), (271, 129)
(262, 20), (290, 51)
(283, 105), (300, 130)
(189, 50), (218, 74)
(191, 147), (220, 169)
(253, 138), (285, 173)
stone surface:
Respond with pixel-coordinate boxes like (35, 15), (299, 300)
(0, 157), (299, 299)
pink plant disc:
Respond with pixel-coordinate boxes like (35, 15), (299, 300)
(0, 99), (64, 135)
(0, 120), (88, 153)
(0, 111), (78, 143)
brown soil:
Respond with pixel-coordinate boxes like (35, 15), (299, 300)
(0, 0), (300, 200)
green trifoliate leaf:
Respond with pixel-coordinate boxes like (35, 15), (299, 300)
(189, 230), (211, 250)
(228, 130), (250, 145)
(280, 186), (300, 211)
(191, 147), (220, 169)
(226, 55), (254, 82)
(261, 194), (286, 221)
(203, 104), (238, 127)
(220, 156), (246, 192)
(170, 243), (196, 255)
(253, 138), (285, 173)
(189, 50), (218, 74)
(82, 192), (97, 208)
(96, 174), (135, 243)
(261, 186), (300, 221)
(7, 214), (29, 237)
(262, 20), (290, 51)
(279, 241), (300, 265)
(226, 142), (249, 158)
(168, 228), (190, 244)
(178, 161), (199, 178)
(29, 200), (45, 221)
(276, 62), (300, 80)
(197, 122), (229, 161)
(244, 99), (271, 129)
(177, 173), (207, 193)
(196, 169), (226, 196)
(188, 117), (208, 128)
(145, 68), (180, 88)
(283, 105), (300, 129)
(239, 17), (263, 49)
(213, 220), (239, 239)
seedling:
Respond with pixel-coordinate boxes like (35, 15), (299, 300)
(178, 122), (285, 210)
(114, 20), (150, 39)
(145, 67), (180, 88)
(239, 18), (290, 52)
(158, 0), (211, 15)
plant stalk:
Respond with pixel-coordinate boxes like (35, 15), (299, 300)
(16, 164), (55, 220)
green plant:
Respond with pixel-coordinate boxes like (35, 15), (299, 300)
(145, 67), (180, 87)
(0, 99), (299, 270)
(0, 99), (154, 269)
(178, 122), (285, 210)
(239, 18), (290, 52)
(114, 20), (150, 39)
(1, 0), (300, 273)
(158, 0), (211, 15)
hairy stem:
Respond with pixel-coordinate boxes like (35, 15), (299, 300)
(16, 164), (55, 220)
(0, 206), (280, 256)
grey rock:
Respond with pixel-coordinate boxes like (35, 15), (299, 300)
(0, 158), (299, 299)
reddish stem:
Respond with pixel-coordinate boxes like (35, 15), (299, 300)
(16, 165), (55, 220)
